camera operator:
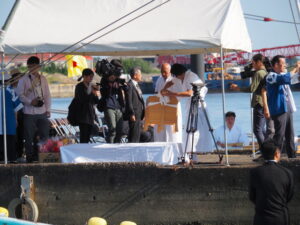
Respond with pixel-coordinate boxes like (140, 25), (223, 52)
(97, 59), (126, 143)
(230, 54), (274, 153)
(16, 56), (51, 163)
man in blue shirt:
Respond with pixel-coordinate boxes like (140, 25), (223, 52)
(265, 55), (299, 158)
(0, 73), (23, 163)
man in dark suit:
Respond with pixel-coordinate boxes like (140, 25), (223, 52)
(125, 67), (145, 143)
(249, 141), (294, 225)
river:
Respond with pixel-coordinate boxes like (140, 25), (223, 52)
(51, 92), (300, 135)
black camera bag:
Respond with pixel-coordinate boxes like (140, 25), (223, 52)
(67, 98), (81, 126)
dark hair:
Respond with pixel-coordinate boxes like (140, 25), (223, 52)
(225, 111), (236, 118)
(252, 53), (264, 63)
(77, 68), (94, 81)
(271, 55), (285, 67)
(27, 56), (40, 65)
(129, 67), (141, 78)
(261, 140), (280, 160)
(82, 68), (94, 76)
(171, 63), (187, 76)
(110, 59), (123, 68)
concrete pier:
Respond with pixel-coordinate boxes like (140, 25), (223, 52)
(0, 156), (299, 225)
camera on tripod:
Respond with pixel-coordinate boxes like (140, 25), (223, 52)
(191, 82), (205, 97)
(181, 81), (223, 164)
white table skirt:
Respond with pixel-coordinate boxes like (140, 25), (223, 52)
(60, 142), (181, 165)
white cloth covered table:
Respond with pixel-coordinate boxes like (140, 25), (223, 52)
(60, 142), (181, 165)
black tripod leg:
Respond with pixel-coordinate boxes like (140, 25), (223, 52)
(199, 100), (223, 163)
(182, 96), (199, 164)
(182, 101), (193, 163)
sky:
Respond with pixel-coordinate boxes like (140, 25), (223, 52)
(0, 0), (300, 50)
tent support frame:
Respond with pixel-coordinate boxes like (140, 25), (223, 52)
(220, 46), (229, 166)
(0, 0), (21, 165)
(1, 52), (8, 164)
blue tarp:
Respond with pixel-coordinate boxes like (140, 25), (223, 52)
(0, 217), (51, 225)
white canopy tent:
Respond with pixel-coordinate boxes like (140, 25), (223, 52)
(1, 0), (251, 55)
(0, 0), (252, 165)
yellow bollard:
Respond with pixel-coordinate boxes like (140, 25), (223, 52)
(0, 207), (9, 217)
(87, 217), (107, 225)
(120, 221), (137, 225)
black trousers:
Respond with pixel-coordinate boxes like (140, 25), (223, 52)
(0, 135), (16, 162)
(253, 104), (275, 148)
(128, 120), (141, 143)
(16, 111), (24, 158)
(79, 123), (92, 143)
(272, 112), (296, 158)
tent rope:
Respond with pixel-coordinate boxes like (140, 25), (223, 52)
(4, 0), (171, 86)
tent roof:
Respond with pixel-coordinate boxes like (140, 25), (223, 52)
(1, 0), (252, 56)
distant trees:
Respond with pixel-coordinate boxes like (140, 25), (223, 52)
(19, 63), (67, 75)
(120, 58), (159, 74)
(42, 63), (67, 75)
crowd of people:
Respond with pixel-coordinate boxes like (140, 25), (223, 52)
(0, 54), (299, 165)
(0, 54), (299, 225)
(1, 56), (51, 163)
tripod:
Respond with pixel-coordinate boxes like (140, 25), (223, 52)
(181, 87), (223, 164)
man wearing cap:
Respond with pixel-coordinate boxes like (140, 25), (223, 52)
(16, 56), (51, 163)
(0, 71), (23, 163)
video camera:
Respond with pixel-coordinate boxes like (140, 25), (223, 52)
(240, 63), (255, 79)
(95, 59), (123, 78)
(191, 82), (205, 97)
(240, 57), (272, 79)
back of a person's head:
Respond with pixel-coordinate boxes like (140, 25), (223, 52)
(171, 63), (187, 76)
(261, 140), (279, 160)
(225, 111), (236, 118)
(27, 56), (40, 65)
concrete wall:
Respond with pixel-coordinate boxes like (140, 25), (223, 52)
(49, 84), (75, 98)
(0, 161), (299, 225)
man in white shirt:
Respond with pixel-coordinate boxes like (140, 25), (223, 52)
(153, 63), (179, 142)
(215, 111), (249, 148)
(154, 63), (172, 94)
(161, 63), (213, 160)
(16, 56), (51, 163)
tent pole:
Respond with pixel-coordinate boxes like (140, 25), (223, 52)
(1, 52), (8, 164)
(1, 0), (21, 31)
(250, 78), (255, 158)
(220, 46), (229, 166)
